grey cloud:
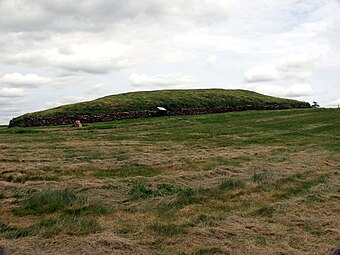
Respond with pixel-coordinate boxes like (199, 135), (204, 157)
(0, 98), (27, 124)
(0, 0), (232, 74)
(45, 96), (93, 108)
(244, 55), (322, 83)
(129, 73), (199, 87)
(0, 0), (232, 32)
(1, 73), (51, 88)
(323, 98), (340, 107)
(0, 87), (26, 97)
(247, 83), (314, 98)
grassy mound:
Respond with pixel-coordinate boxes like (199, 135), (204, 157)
(12, 89), (309, 120)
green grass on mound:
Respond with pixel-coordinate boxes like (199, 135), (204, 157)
(13, 89), (307, 121)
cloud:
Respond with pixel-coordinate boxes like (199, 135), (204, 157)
(85, 83), (107, 94)
(323, 98), (340, 108)
(0, 87), (27, 123)
(0, 88), (26, 97)
(244, 66), (281, 83)
(1, 35), (133, 74)
(206, 54), (217, 66)
(245, 55), (322, 83)
(0, 0), (233, 74)
(247, 83), (314, 98)
(1, 73), (51, 87)
(129, 73), (199, 87)
(45, 96), (93, 108)
(0, 0), (233, 32)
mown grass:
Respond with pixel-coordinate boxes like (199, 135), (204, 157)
(94, 164), (162, 178)
(0, 217), (101, 238)
(193, 247), (224, 255)
(0, 189), (109, 238)
(13, 189), (109, 217)
(219, 178), (245, 191)
(129, 182), (180, 200)
(0, 108), (339, 254)
(274, 174), (329, 199)
(149, 222), (187, 236)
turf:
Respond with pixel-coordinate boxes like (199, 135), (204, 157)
(12, 89), (308, 120)
(0, 108), (339, 255)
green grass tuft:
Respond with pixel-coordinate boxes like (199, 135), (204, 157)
(149, 222), (186, 236)
(13, 189), (85, 216)
(219, 178), (245, 191)
(13, 189), (109, 217)
(193, 247), (224, 255)
(129, 182), (154, 199)
(1, 216), (100, 239)
(252, 205), (275, 218)
(275, 175), (329, 199)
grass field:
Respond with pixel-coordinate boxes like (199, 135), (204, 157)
(0, 108), (339, 254)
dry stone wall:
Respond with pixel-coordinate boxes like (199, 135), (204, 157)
(9, 103), (310, 127)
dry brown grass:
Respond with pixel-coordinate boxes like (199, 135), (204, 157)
(0, 109), (339, 254)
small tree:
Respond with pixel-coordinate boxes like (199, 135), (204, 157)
(312, 101), (320, 108)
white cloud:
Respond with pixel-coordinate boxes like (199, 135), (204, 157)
(1, 73), (51, 87)
(247, 83), (314, 98)
(245, 55), (323, 83)
(0, 88), (26, 97)
(244, 66), (282, 83)
(0, 0), (233, 74)
(206, 54), (217, 66)
(0, 0), (233, 32)
(45, 96), (92, 108)
(323, 98), (340, 108)
(85, 83), (107, 94)
(129, 73), (199, 87)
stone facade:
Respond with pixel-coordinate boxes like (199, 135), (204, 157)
(9, 103), (310, 128)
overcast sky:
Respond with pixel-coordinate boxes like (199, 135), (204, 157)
(0, 0), (339, 124)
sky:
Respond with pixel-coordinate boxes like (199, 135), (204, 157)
(0, 0), (339, 124)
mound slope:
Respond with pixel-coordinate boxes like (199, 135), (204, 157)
(9, 89), (310, 127)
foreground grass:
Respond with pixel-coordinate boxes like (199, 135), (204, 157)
(0, 108), (339, 255)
